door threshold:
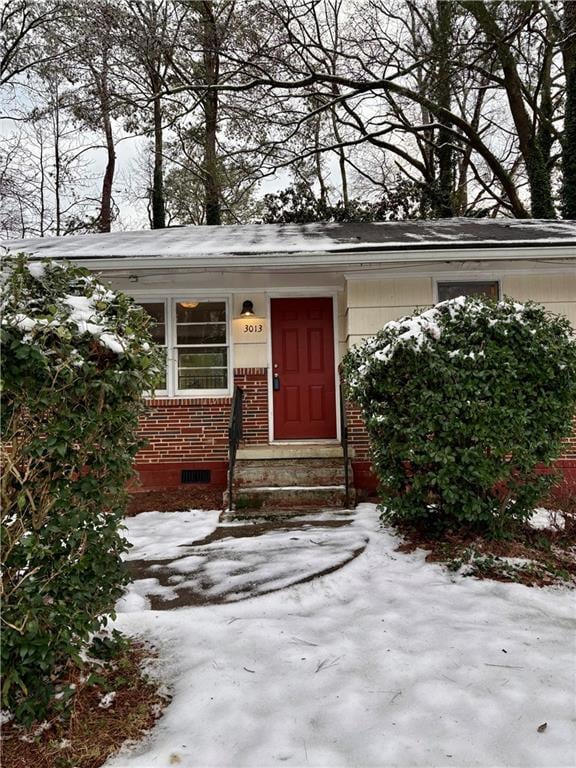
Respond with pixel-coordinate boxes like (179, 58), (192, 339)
(271, 440), (340, 445)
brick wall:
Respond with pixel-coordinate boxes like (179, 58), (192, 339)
(134, 368), (268, 490)
(562, 418), (576, 460)
(345, 402), (576, 490)
(558, 417), (576, 482)
(344, 400), (378, 493)
(345, 401), (370, 462)
(133, 372), (575, 492)
(235, 368), (269, 444)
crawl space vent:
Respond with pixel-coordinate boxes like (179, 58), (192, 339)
(181, 469), (211, 484)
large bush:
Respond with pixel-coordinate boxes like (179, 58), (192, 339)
(343, 296), (576, 535)
(0, 255), (162, 723)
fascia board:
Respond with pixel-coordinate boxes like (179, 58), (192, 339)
(66, 244), (576, 272)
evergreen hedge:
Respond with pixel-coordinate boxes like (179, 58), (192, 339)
(0, 255), (163, 723)
(343, 296), (576, 535)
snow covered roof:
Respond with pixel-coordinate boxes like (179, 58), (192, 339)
(4, 219), (576, 268)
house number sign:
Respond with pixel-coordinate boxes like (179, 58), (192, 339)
(242, 321), (264, 334)
(234, 318), (266, 342)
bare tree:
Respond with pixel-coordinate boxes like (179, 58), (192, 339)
(459, 1), (557, 218)
(116, 0), (190, 228)
(162, 0), (568, 218)
(558, 0), (576, 217)
(58, 0), (126, 232)
(0, 0), (71, 88)
(3, 0), (571, 230)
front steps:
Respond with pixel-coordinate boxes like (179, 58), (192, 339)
(224, 444), (355, 512)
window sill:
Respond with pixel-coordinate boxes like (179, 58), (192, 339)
(144, 393), (233, 407)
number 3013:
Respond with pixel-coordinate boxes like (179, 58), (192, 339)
(243, 322), (263, 333)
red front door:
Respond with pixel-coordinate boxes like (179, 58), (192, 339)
(271, 297), (337, 440)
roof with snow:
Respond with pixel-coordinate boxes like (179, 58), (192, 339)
(3, 219), (576, 266)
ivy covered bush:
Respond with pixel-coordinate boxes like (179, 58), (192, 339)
(343, 296), (576, 536)
(1, 254), (163, 724)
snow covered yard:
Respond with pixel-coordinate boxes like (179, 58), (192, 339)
(106, 504), (575, 768)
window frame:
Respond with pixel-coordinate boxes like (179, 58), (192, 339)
(136, 296), (232, 398)
(138, 298), (169, 397)
(434, 278), (501, 303)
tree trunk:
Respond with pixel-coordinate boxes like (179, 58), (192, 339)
(201, 1), (221, 226)
(562, 0), (576, 218)
(328, 4), (349, 211)
(433, 0), (455, 217)
(100, 115), (115, 232)
(455, 86), (486, 214)
(53, 86), (61, 236)
(330, 102), (349, 208)
(460, 1), (555, 218)
(94, 62), (115, 233)
(313, 116), (328, 207)
(537, 40), (554, 171)
(38, 129), (46, 236)
(151, 70), (166, 230)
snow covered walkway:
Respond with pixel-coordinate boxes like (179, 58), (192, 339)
(107, 504), (575, 768)
(118, 509), (367, 608)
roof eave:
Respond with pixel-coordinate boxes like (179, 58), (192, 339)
(54, 243), (576, 272)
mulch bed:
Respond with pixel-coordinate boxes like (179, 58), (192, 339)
(395, 522), (576, 588)
(126, 486), (225, 516)
(1, 641), (169, 768)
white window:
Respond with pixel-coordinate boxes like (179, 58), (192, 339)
(437, 280), (500, 302)
(138, 300), (168, 394)
(136, 298), (230, 397)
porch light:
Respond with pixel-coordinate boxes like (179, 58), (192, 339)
(179, 301), (200, 309)
(240, 300), (255, 317)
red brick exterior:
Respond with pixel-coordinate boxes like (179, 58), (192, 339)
(344, 400), (378, 492)
(345, 403), (576, 490)
(133, 368), (268, 490)
(133, 370), (576, 493)
(562, 421), (576, 460)
(558, 419), (576, 480)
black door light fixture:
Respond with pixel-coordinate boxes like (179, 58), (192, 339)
(240, 300), (255, 317)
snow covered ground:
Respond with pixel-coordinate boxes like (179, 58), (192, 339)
(118, 509), (367, 609)
(107, 504), (575, 768)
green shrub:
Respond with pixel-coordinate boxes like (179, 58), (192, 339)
(343, 296), (576, 536)
(0, 254), (163, 724)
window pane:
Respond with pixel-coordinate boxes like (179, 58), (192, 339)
(136, 302), (167, 390)
(178, 348), (227, 369)
(153, 361), (167, 391)
(178, 368), (228, 390)
(176, 301), (226, 324)
(437, 281), (499, 302)
(138, 302), (166, 345)
(176, 323), (226, 345)
(178, 345), (228, 390)
(140, 302), (165, 323)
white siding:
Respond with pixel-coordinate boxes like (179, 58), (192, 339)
(502, 275), (576, 328)
(345, 278), (433, 344)
(345, 272), (576, 348)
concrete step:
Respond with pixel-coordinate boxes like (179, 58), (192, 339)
(224, 484), (354, 511)
(237, 444), (351, 460)
(233, 457), (347, 488)
(225, 444), (355, 511)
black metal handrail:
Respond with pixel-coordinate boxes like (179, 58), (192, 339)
(339, 384), (350, 508)
(227, 386), (244, 510)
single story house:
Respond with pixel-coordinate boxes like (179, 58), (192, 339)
(6, 218), (576, 509)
